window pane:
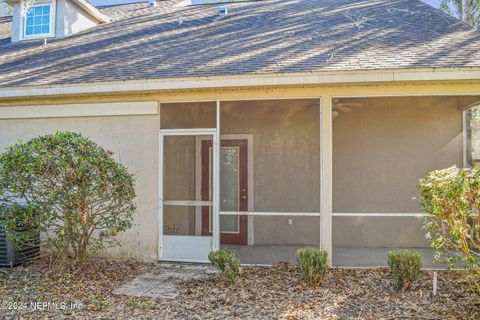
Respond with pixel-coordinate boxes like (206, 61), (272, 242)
(25, 4), (51, 36)
(219, 147), (240, 232)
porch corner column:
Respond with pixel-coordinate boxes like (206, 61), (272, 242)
(320, 96), (333, 266)
(212, 100), (221, 251)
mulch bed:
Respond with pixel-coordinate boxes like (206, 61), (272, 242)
(0, 258), (479, 319)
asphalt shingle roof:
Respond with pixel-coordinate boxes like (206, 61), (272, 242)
(1, 0), (480, 88)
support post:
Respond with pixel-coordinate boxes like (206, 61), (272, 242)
(212, 100), (221, 251)
(158, 132), (164, 260)
(320, 96), (333, 266)
(463, 110), (472, 168)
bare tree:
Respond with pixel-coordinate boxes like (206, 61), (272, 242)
(440, 0), (480, 27)
(439, 2), (480, 164)
(0, 1), (12, 16)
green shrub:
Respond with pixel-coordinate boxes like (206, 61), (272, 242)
(0, 203), (40, 252)
(297, 247), (328, 286)
(0, 131), (136, 268)
(417, 166), (480, 294)
(208, 249), (241, 283)
(387, 249), (422, 290)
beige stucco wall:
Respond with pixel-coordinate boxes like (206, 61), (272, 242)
(57, 0), (97, 38)
(0, 108), (159, 261)
(332, 96), (464, 247)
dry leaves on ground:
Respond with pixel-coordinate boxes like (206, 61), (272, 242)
(0, 259), (479, 319)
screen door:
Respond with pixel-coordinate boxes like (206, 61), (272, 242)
(159, 130), (218, 262)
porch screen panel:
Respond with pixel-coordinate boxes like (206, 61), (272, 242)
(331, 96), (465, 259)
(163, 135), (211, 237)
(160, 102), (216, 129)
(332, 96), (464, 214)
(163, 136), (202, 202)
(218, 99), (320, 265)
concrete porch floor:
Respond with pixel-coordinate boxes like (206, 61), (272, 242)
(223, 245), (444, 269)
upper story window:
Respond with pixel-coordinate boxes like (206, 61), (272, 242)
(22, 1), (55, 39)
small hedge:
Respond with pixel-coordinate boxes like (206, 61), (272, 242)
(297, 247), (328, 286)
(418, 166), (480, 294)
(387, 249), (422, 290)
(208, 249), (241, 284)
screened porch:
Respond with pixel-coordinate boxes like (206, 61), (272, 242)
(158, 95), (480, 267)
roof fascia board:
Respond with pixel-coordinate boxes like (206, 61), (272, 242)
(72, 0), (110, 23)
(1, 68), (480, 99)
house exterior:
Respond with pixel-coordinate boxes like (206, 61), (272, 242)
(1, 0), (480, 266)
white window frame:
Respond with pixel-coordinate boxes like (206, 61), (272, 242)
(20, 0), (56, 40)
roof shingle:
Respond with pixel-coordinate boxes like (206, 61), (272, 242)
(1, 0), (480, 88)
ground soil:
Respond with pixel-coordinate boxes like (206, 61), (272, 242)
(0, 258), (479, 319)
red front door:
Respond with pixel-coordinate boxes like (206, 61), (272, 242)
(201, 139), (248, 245)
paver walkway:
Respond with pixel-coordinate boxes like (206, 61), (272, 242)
(112, 263), (217, 299)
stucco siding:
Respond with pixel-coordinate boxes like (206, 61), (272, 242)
(59, 0), (97, 38)
(0, 103), (159, 261)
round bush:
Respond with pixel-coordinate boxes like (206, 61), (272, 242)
(0, 131), (136, 267)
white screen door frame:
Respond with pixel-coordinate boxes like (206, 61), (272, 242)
(158, 128), (220, 262)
